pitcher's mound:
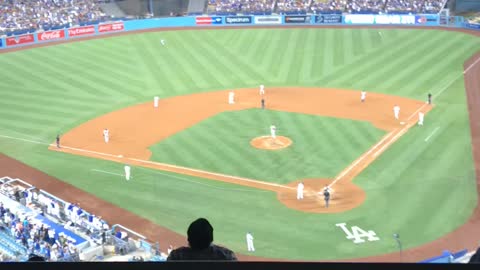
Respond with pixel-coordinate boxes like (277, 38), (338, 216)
(250, 136), (292, 150)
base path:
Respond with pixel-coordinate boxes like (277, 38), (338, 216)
(50, 87), (430, 213)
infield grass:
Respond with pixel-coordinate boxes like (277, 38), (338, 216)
(0, 28), (479, 260)
(149, 109), (385, 183)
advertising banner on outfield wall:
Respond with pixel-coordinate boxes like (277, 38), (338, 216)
(225, 16), (252, 24)
(98, 22), (125, 33)
(465, 23), (480, 30)
(254, 16), (282, 25)
(0, 38), (2, 48)
(344, 14), (415, 24)
(315, 14), (342, 24)
(6, 34), (35, 47)
(284, 15), (310, 24)
(68, 26), (96, 37)
(37, 29), (66, 42)
(196, 16), (222, 25)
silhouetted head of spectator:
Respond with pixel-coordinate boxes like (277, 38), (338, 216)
(187, 218), (214, 250)
(27, 254), (46, 262)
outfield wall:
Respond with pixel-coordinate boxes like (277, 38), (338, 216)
(0, 13), (477, 50)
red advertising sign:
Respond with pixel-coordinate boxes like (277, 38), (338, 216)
(37, 29), (66, 42)
(6, 34), (35, 47)
(68, 25), (95, 37)
(98, 22), (124, 33)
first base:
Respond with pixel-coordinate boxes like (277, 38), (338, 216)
(400, 122), (405, 125)
(118, 155), (123, 158)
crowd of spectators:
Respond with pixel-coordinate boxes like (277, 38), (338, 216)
(208, 0), (275, 15)
(0, 202), (79, 262)
(276, 0), (310, 14)
(207, 0), (446, 15)
(385, 0), (423, 13)
(0, 0), (111, 35)
(346, 0), (386, 14)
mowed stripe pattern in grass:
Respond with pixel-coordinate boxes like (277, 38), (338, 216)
(0, 28), (479, 260)
(149, 109), (386, 184)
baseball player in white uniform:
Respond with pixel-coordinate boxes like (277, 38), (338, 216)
(361, 91), (366, 102)
(297, 182), (304, 200)
(418, 112), (424, 126)
(246, 232), (255, 252)
(228, 91), (235, 104)
(103, 128), (109, 143)
(124, 165), (131, 181)
(270, 125), (276, 139)
(259, 85), (265, 95)
(154, 96), (159, 108)
(393, 105), (400, 120)
(160, 39), (166, 46)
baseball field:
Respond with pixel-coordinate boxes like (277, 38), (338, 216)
(1, 26), (480, 261)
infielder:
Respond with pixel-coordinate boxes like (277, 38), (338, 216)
(270, 125), (276, 139)
(261, 98), (265, 109)
(103, 128), (109, 143)
(246, 232), (255, 252)
(361, 91), (366, 102)
(124, 165), (131, 181)
(393, 105), (400, 120)
(427, 93), (432, 105)
(259, 85), (265, 95)
(56, 134), (61, 148)
(418, 112), (424, 126)
(297, 182), (304, 200)
(323, 186), (331, 208)
(228, 91), (235, 104)
(154, 96), (159, 108)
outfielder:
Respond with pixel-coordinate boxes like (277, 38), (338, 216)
(270, 125), (276, 139)
(418, 112), (424, 126)
(103, 128), (109, 143)
(228, 91), (235, 104)
(160, 39), (166, 46)
(297, 182), (304, 200)
(124, 165), (131, 181)
(361, 91), (366, 102)
(259, 85), (265, 95)
(246, 232), (255, 252)
(393, 105), (400, 120)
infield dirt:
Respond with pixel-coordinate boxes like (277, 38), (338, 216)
(49, 87), (430, 213)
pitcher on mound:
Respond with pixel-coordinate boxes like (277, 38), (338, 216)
(270, 125), (276, 139)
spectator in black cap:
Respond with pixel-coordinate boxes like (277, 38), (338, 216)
(167, 218), (237, 261)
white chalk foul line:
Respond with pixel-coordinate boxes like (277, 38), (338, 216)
(425, 127), (440, 142)
(0, 134), (51, 146)
(128, 158), (295, 191)
(0, 133), (294, 192)
(91, 169), (125, 177)
(329, 130), (396, 187)
(464, 56), (480, 74)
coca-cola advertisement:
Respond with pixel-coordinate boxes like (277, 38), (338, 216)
(98, 22), (125, 33)
(68, 26), (95, 37)
(37, 29), (66, 42)
(6, 34), (35, 47)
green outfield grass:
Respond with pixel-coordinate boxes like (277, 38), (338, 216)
(149, 109), (385, 183)
(0, 28), (479, 260)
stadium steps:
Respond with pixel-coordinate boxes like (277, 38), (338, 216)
(0, 230), (28, 255)
(99, 3), (126, 18)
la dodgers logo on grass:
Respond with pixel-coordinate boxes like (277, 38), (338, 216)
(336, 223), (380, 244)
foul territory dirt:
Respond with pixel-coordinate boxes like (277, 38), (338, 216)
(49, 87), (430, 214)
(1, 25), (479, 262)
